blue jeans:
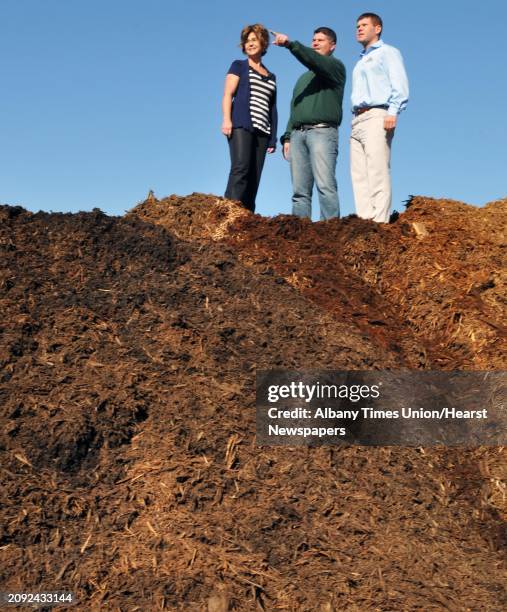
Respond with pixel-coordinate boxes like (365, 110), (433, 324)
(290, 126), (339, 220)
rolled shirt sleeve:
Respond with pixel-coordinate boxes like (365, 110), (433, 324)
(384, 46), (409, 116)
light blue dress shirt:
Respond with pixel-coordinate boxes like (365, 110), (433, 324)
(351, 39), (409, 116)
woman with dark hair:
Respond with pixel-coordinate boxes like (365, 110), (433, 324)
(222, 24), (277, 213)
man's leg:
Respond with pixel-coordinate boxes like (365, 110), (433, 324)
(290, 129), (313, 219)
(362, 109), (393, 223)
(224, 128), (255, 211)
(307, 127), (339, 220)
(244, 131), (269, 213)
(350, 116), (372, 219)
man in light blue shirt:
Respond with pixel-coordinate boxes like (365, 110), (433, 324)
(350, 13), (409, 223)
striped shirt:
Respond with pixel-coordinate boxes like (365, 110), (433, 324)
(248, 67), (276, 135)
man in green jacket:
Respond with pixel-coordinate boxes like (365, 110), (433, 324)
(273, 28), (346, 219)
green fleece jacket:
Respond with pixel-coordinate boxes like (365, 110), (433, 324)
(281, 41), (346, 144)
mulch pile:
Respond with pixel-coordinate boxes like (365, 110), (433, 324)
(1, 195), (506, 610)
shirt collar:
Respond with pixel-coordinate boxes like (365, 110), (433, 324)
(360, 38), (384, 57)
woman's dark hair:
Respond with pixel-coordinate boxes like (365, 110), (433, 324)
(240, 24), (270, 56)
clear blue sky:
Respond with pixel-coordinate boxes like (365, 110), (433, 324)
(0, 1), (505, 219)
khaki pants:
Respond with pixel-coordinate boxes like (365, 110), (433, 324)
(350, 108), (394, 223)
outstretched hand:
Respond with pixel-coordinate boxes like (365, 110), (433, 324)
(270, 30), (289, 47)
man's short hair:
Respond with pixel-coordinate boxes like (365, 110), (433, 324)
(240, 24), (270, 56)
(357, 13), (383, 37)
(314, 26), (337, 44)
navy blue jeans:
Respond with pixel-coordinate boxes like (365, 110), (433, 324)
(225, 128), (269, 212)
(290, 126), (339, 220)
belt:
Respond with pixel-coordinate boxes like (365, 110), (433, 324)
(354, 105), (388, 116)
(294, 122), (337, 131)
